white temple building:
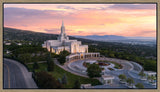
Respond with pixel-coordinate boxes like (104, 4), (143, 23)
(42, 20), (100, 62)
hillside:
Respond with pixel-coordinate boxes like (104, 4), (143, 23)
(4, 27), (58, 43)
(3, 27), (98, 44)
(3, 27), (157, 71)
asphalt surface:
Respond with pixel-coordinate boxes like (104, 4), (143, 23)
(3, 58), (38, 89)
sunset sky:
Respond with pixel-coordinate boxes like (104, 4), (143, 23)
(4, 4), (156, 37)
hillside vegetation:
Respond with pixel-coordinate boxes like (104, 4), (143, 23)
(3, 27), (157, 71)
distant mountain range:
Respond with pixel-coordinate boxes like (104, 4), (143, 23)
(74, 35), (156, 41)
(4, 27), (156, 46)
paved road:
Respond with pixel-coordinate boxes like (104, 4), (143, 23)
(65, 58), (156, 88)
(3, 58), (38, 89)
(54, 58), (89, 78)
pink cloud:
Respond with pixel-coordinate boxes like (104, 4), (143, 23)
(4, 4), (156, 37)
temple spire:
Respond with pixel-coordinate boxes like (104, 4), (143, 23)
(62, 20), (64, 27)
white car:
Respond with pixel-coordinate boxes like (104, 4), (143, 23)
(141, 78), (147, 81)
(127, 85), (136, 88)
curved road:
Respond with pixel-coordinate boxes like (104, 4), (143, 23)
(3, 58), (37, 89)
(64, 58), (156, 88)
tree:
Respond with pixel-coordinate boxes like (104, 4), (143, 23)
(46, 52), (54, 71)
(109, 53), (115, 58)
(58, 50), (70, 64)
(127, 78), (135, 87)
(150, 75), (156, 83)
(35, 71), (62, 88)
(47, 59), (54, 72)
(147, 75), (152, 82)
(33, 61), (39, 69)
(135, 83), (144, 88)
(148, 75), (156, 83)
(58, 78), (62, 84)
(87, 63), (101, 78)
(73, 79), (81, 89)
(139, 71), (146, 79)
(144, 60), (156, 72)
(118, 74), (127, 82)
(62, 73), (67, 84)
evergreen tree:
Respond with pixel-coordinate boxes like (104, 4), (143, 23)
(33, 61), (39, 69)
(58, 78), (62, 84)
(62, 73), (67, 84)
(46, 52), (54, 71)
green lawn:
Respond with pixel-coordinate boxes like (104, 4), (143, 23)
(27, 63), (101, 88)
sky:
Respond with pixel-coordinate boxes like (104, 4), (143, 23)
(4, 4), (156, 37)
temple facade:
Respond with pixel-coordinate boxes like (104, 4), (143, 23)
(42, 20), (88, 54)
(42, 20), (100, 62)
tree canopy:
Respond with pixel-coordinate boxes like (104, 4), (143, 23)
(58, 50), (70, 64)
(87, 63), (102, 78)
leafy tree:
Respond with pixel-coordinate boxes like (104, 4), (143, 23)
(135, 83), (144, 88)
(35, 71), (62, 88)
(62, 73), (67, 84)
(118, 74), (127, 82)
(139, 71), (146, 79)
(87, 63), (101, 78)
(18, 53), (32, 64)
(73, 79), (81, 89)
(109, 53), (115, 58)
(147, 75), (156, 83)
(33, 62), (39, 69)
(58, 50), (70, 64)
(144, 60), (156, 72)
(127, 78), (135, 87)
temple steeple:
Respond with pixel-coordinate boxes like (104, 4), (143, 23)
(61, 20), (65, 34)
(62, 20), (64, 27)
(58, 20), (69, 41)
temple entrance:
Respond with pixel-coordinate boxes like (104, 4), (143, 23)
(81, 54), (83, 59)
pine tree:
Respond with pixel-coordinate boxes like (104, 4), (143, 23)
(62, 73), (67, 84)
(46, 52), (54, 71)
(33, 61), (39, 69)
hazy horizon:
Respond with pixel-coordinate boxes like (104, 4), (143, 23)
(4, 4), (156, 37)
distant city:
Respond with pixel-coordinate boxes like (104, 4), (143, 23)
(74, 35), (156, 46)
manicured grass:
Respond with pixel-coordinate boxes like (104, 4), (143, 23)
(27, 63), (101, 88)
